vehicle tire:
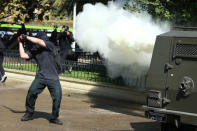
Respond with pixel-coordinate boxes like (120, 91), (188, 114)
(161, 123), (179, 131)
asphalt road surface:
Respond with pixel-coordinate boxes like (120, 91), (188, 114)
(0, 77), (161, 131)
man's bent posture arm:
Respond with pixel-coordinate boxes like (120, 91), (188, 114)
(18, 41), (29, 59)
(25, 36), (46, 47)
(18, 35), (47, 59)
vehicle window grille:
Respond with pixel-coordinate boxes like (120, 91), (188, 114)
(175, 43), (197, 58)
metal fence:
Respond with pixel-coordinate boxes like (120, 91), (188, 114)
(3, 49), (126, 86)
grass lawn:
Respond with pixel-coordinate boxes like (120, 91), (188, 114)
(3, 63), (124, 85)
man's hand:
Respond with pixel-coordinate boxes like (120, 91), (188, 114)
(20, 34), (27, 40)
(17, 34), (27, 45)
(17, 36), (21, 44)
(66, 31), (70, 35)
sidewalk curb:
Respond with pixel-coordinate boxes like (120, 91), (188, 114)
(5, 69), (147, 104)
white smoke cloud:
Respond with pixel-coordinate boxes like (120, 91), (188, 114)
(75, 2), (170, 87)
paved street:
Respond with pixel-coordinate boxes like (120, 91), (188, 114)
(0, 75), (161, 131)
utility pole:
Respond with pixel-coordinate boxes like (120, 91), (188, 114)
(72, 2), (77, 51)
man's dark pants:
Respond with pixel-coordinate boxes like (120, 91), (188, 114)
(60, 49), (73, 72)
(60, 49), (68, 72)
(25, 77), (62, 119)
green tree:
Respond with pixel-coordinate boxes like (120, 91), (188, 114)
(0, 0), (50, 23)
(42, 0), (109, 20)
(2, 0), (196, 25)
(1, 0), (110, 23)
(125, 0), (197, 25)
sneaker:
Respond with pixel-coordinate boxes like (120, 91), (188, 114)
(49, 118), (63, 125)
(1, 75), (7, 83)
(21, 113), (33, 121)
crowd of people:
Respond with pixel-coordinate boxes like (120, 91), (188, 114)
(0, 25), (75, 81)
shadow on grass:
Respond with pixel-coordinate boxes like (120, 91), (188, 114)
(3, 106), (51, 121)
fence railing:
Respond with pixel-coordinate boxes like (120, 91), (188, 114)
(3, 50), (126, 86)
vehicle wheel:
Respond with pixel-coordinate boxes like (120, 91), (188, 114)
(161, 123), (179, 131)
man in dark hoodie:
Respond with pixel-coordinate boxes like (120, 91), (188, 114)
(18, 32), (63, 125)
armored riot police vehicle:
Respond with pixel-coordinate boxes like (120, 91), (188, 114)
(143, 27), (197, 131)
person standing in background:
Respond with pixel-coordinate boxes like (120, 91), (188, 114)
(58, 25), (74, 73)
(0, 38), (7, 83)
(50, 26), (58, 46)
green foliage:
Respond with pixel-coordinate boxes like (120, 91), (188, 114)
(42, 0), (109, 20)
(0, 0), (50, 23)
(125, 0), (197, 25)
(1, 0), (197, 25)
